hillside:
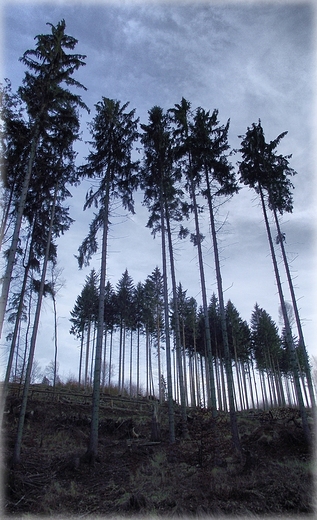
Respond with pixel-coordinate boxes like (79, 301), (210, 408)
(2, 384), (315, 517)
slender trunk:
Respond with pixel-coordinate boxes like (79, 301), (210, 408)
(129, 329), (133, 396)
(136, 326), (140, 396)
(189, 179), (217, 414)
(146, 328), (149, 396)
(182, 323), (189, 407)
(90, 325), (96, 386)
(12, 184), (57, 465)
(0, 128), (40, 337)
(251, 357), (260, 408)
(52, 292), (58, 395)
(1, 252), (31, 422)
(241, 363), (249, 410)
(160, 198), (175, 442)
(259, 185), (310, 443)
(118, 320), (123, 391)
(0, 176), (17, 252)
(214, 346), (223, 411)
(165, 207), (189, 437)
(156, 315), (162, 403)
(102, 329), (107, 389)
(19, 284), (34, 394)
(273, 208), (315, 408)
(233, 337), (244, 410)
(108, 328), (113, 388)
(148, 337), (154, 396)
(206, 186), (240, 451)
(86, 185), (109, 463)
(121, 323), (126, 392)
(78, 330), (84, 386)
(85, 321), (91, 388)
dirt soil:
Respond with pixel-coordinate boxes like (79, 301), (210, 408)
(1, 386), (316, 517)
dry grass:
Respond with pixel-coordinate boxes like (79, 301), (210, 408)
(2, 390), (315, 517)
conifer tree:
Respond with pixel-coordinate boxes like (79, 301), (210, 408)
(140, 106), (178, 441)
(77, 98), (139, 463)
(0, 20), (87, 337)
(238, 122), (311, 443)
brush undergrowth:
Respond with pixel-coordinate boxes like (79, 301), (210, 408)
(2, 391), (315, 517)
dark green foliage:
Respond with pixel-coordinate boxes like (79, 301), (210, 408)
(77, 98), (139, 268)
(70, 269), (99, 338)
(250, 303), (282, 372)
(238, 120), (296, 213)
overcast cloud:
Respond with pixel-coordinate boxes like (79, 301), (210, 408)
(1, 0), (316, 381)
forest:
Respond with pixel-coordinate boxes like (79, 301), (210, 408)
(0, 18), (315, 476)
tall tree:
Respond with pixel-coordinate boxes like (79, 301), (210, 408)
(140, 106), (177, 442)
(170, 98), (217, 415)
(193, 105), (241, 450)
(273, 212), (315, 407)
(0, 20), (87, 337)
(3, 91), (81, 441)
(77, 98), (139, 463)
(238, 121), (311, 443)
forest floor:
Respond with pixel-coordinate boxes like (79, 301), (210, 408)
(1, 384), (316, 518)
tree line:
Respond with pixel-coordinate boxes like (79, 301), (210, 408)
(0, 20), (314, 464)
(70, 266), (311, 409)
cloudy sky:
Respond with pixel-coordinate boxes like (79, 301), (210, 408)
(1, 0), (316, 382)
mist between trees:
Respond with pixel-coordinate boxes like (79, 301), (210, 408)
(1, 20), (314, 463)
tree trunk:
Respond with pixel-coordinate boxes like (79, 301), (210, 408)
(85, 321), (91, 388)
(273, 208), (315, 408)
(86, 187), (109, 464)
(52, 291), (58, 396)
(108, 328), (113, 388)
(0, 242), (32, 424)
(78, 330), (84, 386)
(165, 207), (189, 438)
(259, 185), (311, 443)
(136, 326), (140, 396)
(160, 198), (175, 443)
(206, 187), (240, 452)
(0, 128), (40, 337)
(129, 329), (133, 396)
(189, 179), (217, 414)
(12, 184), (57, 465)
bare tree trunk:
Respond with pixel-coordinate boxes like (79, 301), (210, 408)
(157, 316), (162, 403)
(108, 328), (113, 388)
(206, 189), (240, 451)
(78, 331), (84, 386)
(0, 247), (31, 425)
(136, 326), (140, 396)
(102, 329), (107, 389)
(165, 208), (189, 438)
(273, 208), (315, 408)
(160, 199), (175, 443)
(12, 184), (57, 465)
(259, 185), (310, 443)
(121, 323), (126, 393)
(0, 128), (40, 337)
(86, 198), (109, 463)
(52, 291), (58, 395)
(189, 180), (217, 414)
(85, 321), (91, 388)
(129, 329), (133, 396)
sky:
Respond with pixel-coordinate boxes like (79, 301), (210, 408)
(1, 0), (316, 384)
